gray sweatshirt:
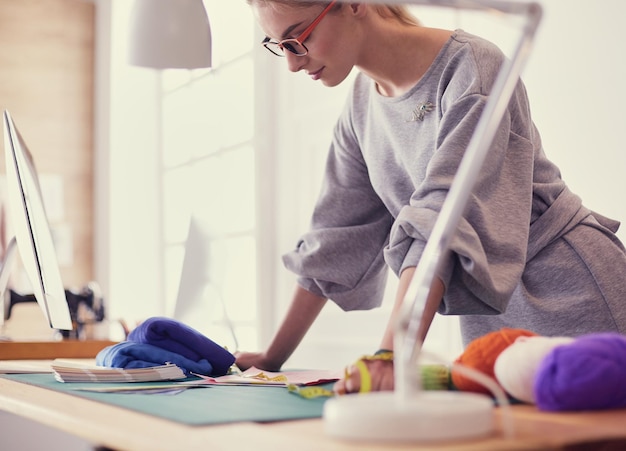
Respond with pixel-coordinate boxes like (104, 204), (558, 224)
(283, 30), (626, 345)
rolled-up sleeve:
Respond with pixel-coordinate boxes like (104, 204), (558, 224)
(283, 111), (394, 311)
(385, 90), (535, 315)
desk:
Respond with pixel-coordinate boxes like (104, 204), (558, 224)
(2, 375), (626, 451)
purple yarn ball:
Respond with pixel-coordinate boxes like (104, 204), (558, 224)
(534, 333), (626, 411)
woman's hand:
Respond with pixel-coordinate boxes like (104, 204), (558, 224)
(234, 287), (328, 373)
(333, 355), (395, 394)
(234, 351), (282, 372)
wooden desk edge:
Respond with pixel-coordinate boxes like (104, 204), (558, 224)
(0, 377), (265, 451)
(3, 375), (626, 451)
(0, 340), (117, 360)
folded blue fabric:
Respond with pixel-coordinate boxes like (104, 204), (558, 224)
(96, 341), (215, 376)
(127, 316), (235, 376)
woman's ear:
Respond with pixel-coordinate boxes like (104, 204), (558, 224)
(348, 3), (368, 18)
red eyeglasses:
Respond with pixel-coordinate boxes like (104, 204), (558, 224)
(262, 1), (338, 57)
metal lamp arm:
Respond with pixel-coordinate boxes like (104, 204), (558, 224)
(381, 0), (544, 399)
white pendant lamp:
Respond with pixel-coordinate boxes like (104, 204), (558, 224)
(128, 0), (212, 69)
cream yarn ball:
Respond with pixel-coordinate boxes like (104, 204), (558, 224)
(494, 335), (574, 403)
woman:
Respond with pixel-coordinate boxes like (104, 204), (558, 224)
(235, 0), (626, 394)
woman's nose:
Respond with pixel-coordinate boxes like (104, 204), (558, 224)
(285, 52), (305, 73)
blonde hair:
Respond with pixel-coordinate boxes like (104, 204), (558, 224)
(371, 5), (421, 26)
(246, 1), (420, 27)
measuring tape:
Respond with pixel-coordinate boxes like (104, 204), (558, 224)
(287, 383), (335, 399)
(242, 370), (335, 398)
(245, 353), (450, 400)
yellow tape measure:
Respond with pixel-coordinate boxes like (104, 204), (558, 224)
(248, 371), (335, 398)
(287, 384), (335, 399)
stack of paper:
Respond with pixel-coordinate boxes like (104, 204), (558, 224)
(51, 361), (187, 383)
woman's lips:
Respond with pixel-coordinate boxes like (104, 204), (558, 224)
(308, 67), (324, 80)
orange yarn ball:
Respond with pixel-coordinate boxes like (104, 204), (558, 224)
(451, 328), (537, 394)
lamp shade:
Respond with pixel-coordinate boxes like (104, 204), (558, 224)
(128, 0), (212, 69)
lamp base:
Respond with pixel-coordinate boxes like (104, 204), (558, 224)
(323, 391), (495, 443)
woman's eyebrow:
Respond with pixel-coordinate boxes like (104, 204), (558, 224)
(280, 21), (304, 40)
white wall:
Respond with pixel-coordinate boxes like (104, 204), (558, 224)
(521, 0), (626, 238)
(95, 0), (166, 333)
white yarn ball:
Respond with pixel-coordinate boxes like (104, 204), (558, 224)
(494, 336), (574, 403)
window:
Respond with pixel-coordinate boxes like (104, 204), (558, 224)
(159, 2), (257, 351)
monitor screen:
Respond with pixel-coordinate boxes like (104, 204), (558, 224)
(2, 110), (72, 330)
(173, 215), (238, 351)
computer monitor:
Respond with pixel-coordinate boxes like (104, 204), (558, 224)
(173, 215), (238, 350)
(1, 110), (72, 330)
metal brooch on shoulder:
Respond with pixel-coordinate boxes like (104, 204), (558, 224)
(406, 101), (434, 122)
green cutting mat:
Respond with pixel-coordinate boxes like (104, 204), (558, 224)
(2, 373), (332, 426)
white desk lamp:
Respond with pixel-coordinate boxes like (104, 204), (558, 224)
(323, 0), (543, 442)
(127, 0), (543, 442)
